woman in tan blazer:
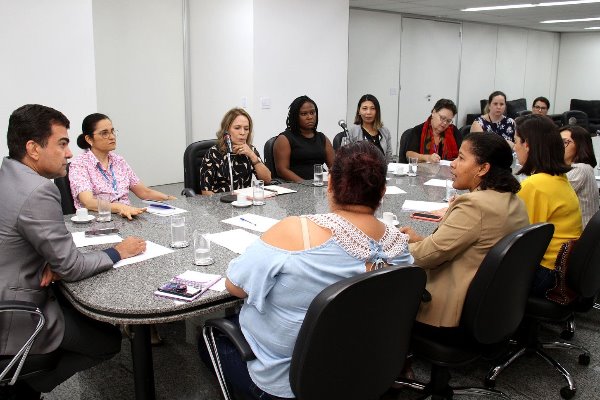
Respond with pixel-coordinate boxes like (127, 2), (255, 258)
(401, 132), (529, 342)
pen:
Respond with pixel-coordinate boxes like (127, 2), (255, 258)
(240, 217), (256, 226)
(263, 187), (278, 194)
(148, 203), (175, 210)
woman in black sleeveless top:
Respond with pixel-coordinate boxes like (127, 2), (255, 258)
(274, 96), (334, 182)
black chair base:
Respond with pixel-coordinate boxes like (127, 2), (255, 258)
(485, 322), (590, 400)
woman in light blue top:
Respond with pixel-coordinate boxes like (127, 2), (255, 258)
(200, 141), (412, 399)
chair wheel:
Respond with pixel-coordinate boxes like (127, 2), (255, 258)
(579, 353), (591, 366)
(560, 386), (576, 399)
(560, 329), (574, 340)
(484, 378), (496, 388)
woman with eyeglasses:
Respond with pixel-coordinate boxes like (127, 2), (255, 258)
(405, 99), (461, 163)
(347, 94), (393, 162)
(513, 115), (582, 296)
(273, 95), (335, 182)
(69, 113), (175, 220)
(471, 91), (516, 147)
(559, 125), (599, 227)
(532, 96), (550, 116)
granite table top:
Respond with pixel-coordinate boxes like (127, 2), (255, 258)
(61, 162), (450, 324)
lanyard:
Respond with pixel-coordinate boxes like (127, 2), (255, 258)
(96, 163), (118, 194)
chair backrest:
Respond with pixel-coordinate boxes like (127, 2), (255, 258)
(458, 125), (471, 144)
(567, 209), (600, 298)
(183, 139), (217, 193)
(398, 128), (413, 163)
(517, 110), (532, 117)
(461, 223), (554, 344)
(263, 136), (278, 178)
(506, 98), (527, 119)
(332, 131), (346, 151)
(289, 266), (426, 400)
(562, 110), (590, 132)
(53, 163), (76, 215)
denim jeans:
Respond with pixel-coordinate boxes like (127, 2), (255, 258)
(198, 315), (294, 400)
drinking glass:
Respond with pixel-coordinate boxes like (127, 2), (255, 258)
(96, 193), (112, 222)
(253, 180), (265, 205)
(313, 164), (324, 187)
(170, 215), (189, 248)
(444, 179), (457, 202)
(193, 230), (214, 265)
(340, 136), (349, 147)
(408, 157), (418, 177)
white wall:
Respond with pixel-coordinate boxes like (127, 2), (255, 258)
(188, 0), (253, 142)
(0, 0), (97, 159)
(252, 0), (349, 154)
(555, 33), (600, 112)
(348, 10), (401, 152)
(93, 0), (186, 186)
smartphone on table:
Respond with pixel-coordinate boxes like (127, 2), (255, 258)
(410, 212), (443, 222)
(157, 282), (202, 298)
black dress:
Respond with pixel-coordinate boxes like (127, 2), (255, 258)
(199, 145), (262, 193)
(280, 130), (327, 180)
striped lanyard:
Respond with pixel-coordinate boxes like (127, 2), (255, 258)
(96, 163), (118, 194)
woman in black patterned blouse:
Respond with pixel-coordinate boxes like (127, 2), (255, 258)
(200, 108), (271, 195)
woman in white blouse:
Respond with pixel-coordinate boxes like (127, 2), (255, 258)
(559, 125), (599, 227)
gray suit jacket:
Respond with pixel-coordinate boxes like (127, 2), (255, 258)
(347, 124), (393, 162)
(0, 158), (113, 356)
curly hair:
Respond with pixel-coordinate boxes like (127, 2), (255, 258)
(330, 141), (387, 210)
(285, 95), (318, 135)
(216, 108), (253, 154)
(463, 133), (521, 193)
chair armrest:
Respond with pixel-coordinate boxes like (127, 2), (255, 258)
(0, 301), (39, 313)
(205, 318), (256, 361)
(181, 188), (196, 197)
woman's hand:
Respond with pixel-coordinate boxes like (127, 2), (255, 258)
(399, 226), (424, 243)
(232, 143), (257, 161)
(428, 153), (441, 163)
(116, 204), (146, 220)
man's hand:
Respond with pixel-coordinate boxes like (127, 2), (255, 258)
(40, 264), (61, 287)
(114, 237), (147, 259)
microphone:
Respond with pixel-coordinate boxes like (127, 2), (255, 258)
(338, 120), (347, 130)
(224, 131), (234, 154)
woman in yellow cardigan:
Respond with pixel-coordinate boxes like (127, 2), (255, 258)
(513, 114), (582, 297)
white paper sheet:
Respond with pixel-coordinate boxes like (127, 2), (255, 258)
(210, 277), (227, 292)
(402, 200), (448, 212)
(72, 231), (122, 248)
(113, 241), (174, 269)
(234, 187), (276, 199)
(222, 213), (280, 233)
(423, 179), (450, 188)
(207, 229), (259, 254)
(264, 185), (298, 195)
(439, 160), (452, 166)
(385, 186), (407, 195)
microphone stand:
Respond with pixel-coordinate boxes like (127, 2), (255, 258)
(220, 152), (237, 203)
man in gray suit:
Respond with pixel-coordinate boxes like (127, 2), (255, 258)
(0, 104), (146, 399)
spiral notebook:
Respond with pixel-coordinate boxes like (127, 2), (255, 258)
(154, 270), (222, 302)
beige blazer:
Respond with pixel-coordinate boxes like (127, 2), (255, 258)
(410, 189), (529, 327)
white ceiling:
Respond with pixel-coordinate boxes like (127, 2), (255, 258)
(349, 0), (600, 32)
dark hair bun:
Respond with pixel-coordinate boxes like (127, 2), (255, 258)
(77, 133), (91, 149)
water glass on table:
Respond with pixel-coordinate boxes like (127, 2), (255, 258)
(444, 179), (457, 202)
(96, 193), (112, 222)
(193, 230), (214, 266)
(408, 157), (418, 177)
(340, 136), (349, 147)
(170, 215), (189, 248)
(253, 180), (265, 206)
(313, 164), (324, 187)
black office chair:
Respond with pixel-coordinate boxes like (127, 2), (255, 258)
(54, 163), (76, 215)
(332, 131), (346, 150)
(398, 128), (413, 163)
(486, 210), (600, 399)
(562, 110), (590, 133)
(203, 266), (427, 400)
(458, 125), (470, 143)
(182, 139), (216, 197)
(516, 110), (532, 117)
(0, 301), (58, 391)
(263, 136), (278, 179)
(395, 223), (554, 399)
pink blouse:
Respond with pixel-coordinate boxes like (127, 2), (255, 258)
(69, 150), (140, 209)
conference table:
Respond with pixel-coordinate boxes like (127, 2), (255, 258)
(60, 162), (451, 400)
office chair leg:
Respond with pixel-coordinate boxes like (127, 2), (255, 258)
(485, 346), (527, 387)
(593, 302), (600, 310)
(453, 387), (509, 398)
(203, 326), (233, 400)
(541, 341), (591, 365)
(560, 315), (575, 340)
(535, 348), (576, 399)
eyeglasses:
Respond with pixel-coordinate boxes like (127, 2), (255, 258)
(533, 105), (548, 111)
(563, 139), (573, 147)
(436, 112), (454, 125)
(94, 129), (118, 139)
